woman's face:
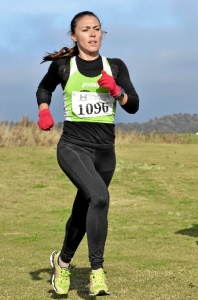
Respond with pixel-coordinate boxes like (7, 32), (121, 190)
(71, 15), (102, 59)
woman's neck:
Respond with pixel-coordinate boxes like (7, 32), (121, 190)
(78, 52), (99, 61)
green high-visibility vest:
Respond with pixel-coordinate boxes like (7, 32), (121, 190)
(63, 56), (117, 123)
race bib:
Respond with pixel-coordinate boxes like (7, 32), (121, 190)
(72, 91), (114, 118)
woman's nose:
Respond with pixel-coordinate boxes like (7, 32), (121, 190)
(90, 29), (96, 36)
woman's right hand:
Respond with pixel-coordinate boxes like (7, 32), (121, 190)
(37, 108), (54, 131)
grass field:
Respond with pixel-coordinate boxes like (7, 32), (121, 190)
(0, 143), (197, 299)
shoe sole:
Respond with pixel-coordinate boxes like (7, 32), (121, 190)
(50, 250), (58, 268)
(50, 250), (61, 295)
(89, 290), (110, 296)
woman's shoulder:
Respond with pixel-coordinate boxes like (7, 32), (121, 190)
(106, 57), (127, 79)
(49, 57), (70, 69)
(106, 57), (125, 66)
(46, 57), (71, 81)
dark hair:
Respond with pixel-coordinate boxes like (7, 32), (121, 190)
(41, 11), (101, 63)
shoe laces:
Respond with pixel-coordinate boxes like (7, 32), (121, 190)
(92, 270), (106, 285)
(60, 268), (70, 280)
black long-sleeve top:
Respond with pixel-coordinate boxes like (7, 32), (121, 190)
(36, 55), (139, 148)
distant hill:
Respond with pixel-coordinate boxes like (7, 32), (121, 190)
(116, 114), (198, 134)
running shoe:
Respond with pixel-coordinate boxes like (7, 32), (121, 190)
(89, 268), (110, 296)
(50, 250), (71, 295)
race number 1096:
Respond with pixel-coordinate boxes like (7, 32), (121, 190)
(78, 102), (110, 116)
(72, 92), (114, 118)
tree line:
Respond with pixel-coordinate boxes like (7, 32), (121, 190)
(1, 113), (197, 134)
(115, 113), (198, 134)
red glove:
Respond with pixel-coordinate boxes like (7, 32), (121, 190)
(97, 70), (121, 97)
(37, 108), (54, 131)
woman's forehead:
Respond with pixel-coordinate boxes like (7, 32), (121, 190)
(76, 15), (100, 27)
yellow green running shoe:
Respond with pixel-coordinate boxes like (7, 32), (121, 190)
(50, 250), (71, 295)
(89, 268), (110, 296)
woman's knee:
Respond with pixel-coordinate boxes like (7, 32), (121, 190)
(89, 188), (109, 209)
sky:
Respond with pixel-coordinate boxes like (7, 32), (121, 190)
(0, 0), (197, 123)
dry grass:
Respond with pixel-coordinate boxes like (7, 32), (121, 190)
(0, 117), (60, 147)
(115, 128), (196, 144)
(0, 117), (196, 147)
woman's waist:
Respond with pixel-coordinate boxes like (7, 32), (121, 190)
(61, 121), (115, 149)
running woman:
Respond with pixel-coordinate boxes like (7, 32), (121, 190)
(36, 11), (139, 296)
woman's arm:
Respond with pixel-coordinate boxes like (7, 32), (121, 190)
(38, 103), (49, 111)
(36, 60), (62, 106)
(109, 58), (140, 114)
(36, 60), (62, 129)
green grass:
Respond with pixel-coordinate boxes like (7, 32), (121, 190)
(0, 144), (198, 299)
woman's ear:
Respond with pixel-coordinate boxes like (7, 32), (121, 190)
(71, 34), (77, 43)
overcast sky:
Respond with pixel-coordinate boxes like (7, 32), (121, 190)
(1, 0), (197, 123)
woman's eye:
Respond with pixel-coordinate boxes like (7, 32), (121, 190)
(81, 28), (100, 32)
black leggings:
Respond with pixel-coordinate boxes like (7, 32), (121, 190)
(57, 139), (116, 270)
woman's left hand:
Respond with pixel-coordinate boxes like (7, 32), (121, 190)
(97, 70), (121, 98)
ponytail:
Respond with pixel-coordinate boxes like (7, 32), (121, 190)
(41, 45), (79, 63)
